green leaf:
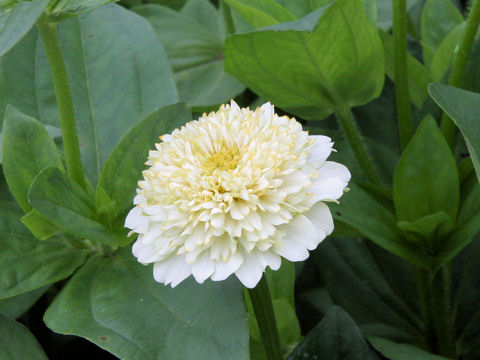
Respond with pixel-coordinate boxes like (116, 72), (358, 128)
(223, 0), (295, 28)
(379, 30), (431, 109)
(134, 0), (244, 108)
(225, 0), (385, 120)
(367, 336), (450, 360)
(333, 183), (431, 267)
(0, 314), (48, 360)
(430, 23), (464, 82)
(0, 0), (48, 57)
(274, 0), (331, 19)
(46, 0), (116, 20)
(393, 116), (459, 222)
(428, 84), (480, 183)
(21, 209), (60, 240)
(287, 306), (381, 360)
(2, 106), (63, 212)
(29, 167), (122, 247)
(0, 286), (48, 319)
(0, 4), (179, 185)
(97, 103), (191, 226)
(0, 201), (87, 299)
(420, 0), (463, 69)
(313, 238), (423, 343)
(44, 249), (248, 360)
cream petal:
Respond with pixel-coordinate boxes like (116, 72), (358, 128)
(235, 253), (264, 288)
(304, 202), (334, 240)
(307, 135), (333, 167)
(257, 251), (281, 271)
(191, 252), (215, 283)
(319, 161), (351, 183)
(211, 252), (243, 281)
(275, 215), (318, 261)
(125, 207), (149, 233)
(309, 177), (347, 203)
(153, 255), (192, 287)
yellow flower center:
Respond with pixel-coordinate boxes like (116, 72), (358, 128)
(203, 145), (241, 173)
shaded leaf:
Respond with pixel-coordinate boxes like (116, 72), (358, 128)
(0, 0), (48, 57)
(0, 286), (48, 319)
(2, 106), (62, 212)
(368, 336), (449, 360)
(44, 249), (248, 360)
(0, 314), (48, 360)
(223, 0), (295, 28)
(428, 84), (480, 183)
(0, 201), (87, 299)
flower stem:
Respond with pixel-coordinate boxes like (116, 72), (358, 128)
(335, 107), (382, 185)
(220, 0), (235, 35)
(248, 277), (282, 360)
(36, 18), (87, 190)
(415, 267), (456, 358)
(392, 0), (414, 151)
(441, 0), (480, 149)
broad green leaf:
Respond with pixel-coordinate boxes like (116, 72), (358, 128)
(420, 0), (463, 69)
(379, 30), (431, 109)
(314, 238), (423, 343)
(431, 23), (464, 82)
(29, 167), (123, 247)
(0, 314), (48, 360)
(97, 103), (191, 226)
(134, 0), (244, 108)
(21, 209), (60, 240)
(393, 116), (459, 222)
(223, 0), (295, 28)
(0, 0), (48, 57)
(428, 84), (480, 183)
(0, 202), (87, 299)
(0, 286), (48, 319)
(368, 336), (449, 360)
(275, 0), (331, 19)
(287, 306), (381, 360)
(46, 0), (115, 20)
(225, 0), (385, 120)
(2, 106), (63, 212)
(0, 4), (179, 185)
(333, 183), (431, 267)
(44, 249), (248, 360)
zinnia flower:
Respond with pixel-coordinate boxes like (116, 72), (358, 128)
(125, 101), (350, 288)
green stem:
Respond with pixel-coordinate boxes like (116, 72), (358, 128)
(335, 108), (382, 185)
(36, 18), (87, 190)
(392, 0), (414, 151)
(441, 0), (480, 148)
(248, 277), (282, 360)
(220, 0), (235, 35)
(415, 267), (456, 358)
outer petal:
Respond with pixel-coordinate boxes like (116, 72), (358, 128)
(304, 202), (334, 241)
(235, 253), (264, 288)
(307, 135), (334, 167)
(309, 161), (351, 203)
(319, 161), (351, 183)
(191, 252), (215, 283)
(274, 215), (318, 261)
(153, 255), (192, 287)
(211, 252), (243, 281)
(125, 207), (149, 234)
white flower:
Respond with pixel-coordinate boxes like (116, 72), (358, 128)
(125, 101), (350, 288)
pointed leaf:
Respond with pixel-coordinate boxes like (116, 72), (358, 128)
(44, 249), (248, 360)
(429, 84), (480, 183)
(0, 314), (48, 360)
(2, 106), (63, 212)
(225, 0), (384, 120)
(28, 167), (122, 247)
(0, 0), (48, 57)
(222, 0), (296, 28)
(98, 103), (191, 225)
(287, 306), (381, 360)
(0, 286), (48, 319)
(21, 209), (60, 240)
(0, 201), (87, 299)
(134, 1), (244, 108)
(368, 336), (450, 360)
(393, 116), (459, 222)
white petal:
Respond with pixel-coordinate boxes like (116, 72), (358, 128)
(275, 215), (318, 261)
(309, 177), (347, 203)
(191, 252), (215, 283)
(304, 202), (334, 240)
(307, 135), (333, 167)
(261, 102), (274, 118)
(258, 251), (281, 271)
(235, 253), (264, 288)
(153, 255), (192, 287)
(211, 252), (243, 281)
(125, 207), (149, 233)
(319, 161), (351, 183)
